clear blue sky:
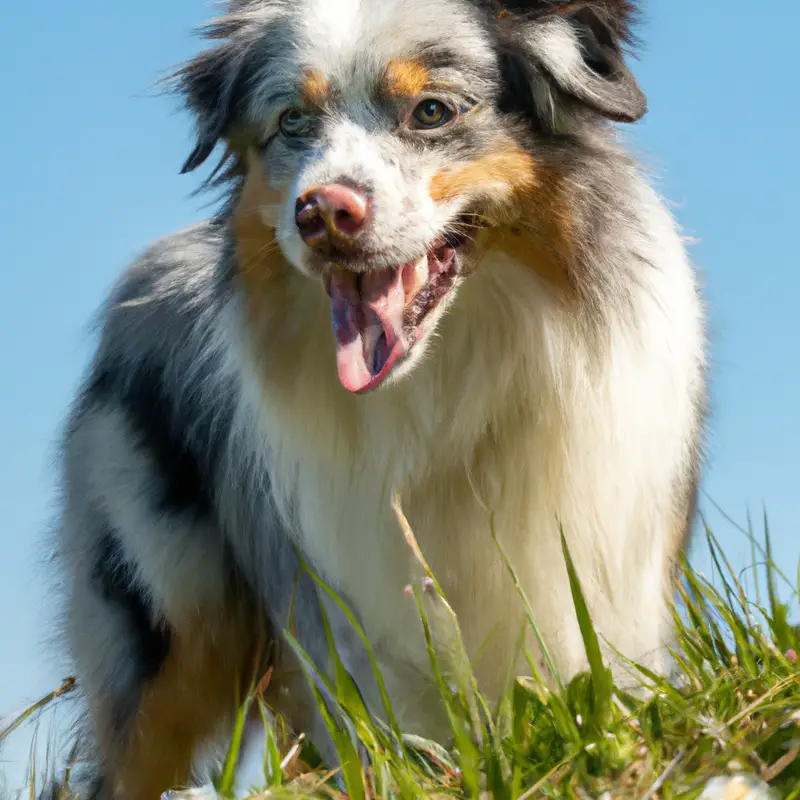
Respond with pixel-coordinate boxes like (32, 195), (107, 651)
(1, 0), (798, 787)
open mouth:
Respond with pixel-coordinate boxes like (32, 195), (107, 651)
(325, 235), (466, 393)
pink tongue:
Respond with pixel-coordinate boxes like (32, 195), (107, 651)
(329, 267), (407, 393)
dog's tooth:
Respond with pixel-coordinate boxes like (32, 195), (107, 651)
(323, 264), (335, 295)
(403, 255), (429, 305)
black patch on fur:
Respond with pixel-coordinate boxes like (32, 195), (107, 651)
(85, 358), (231, 520)
(84, 774), (107, 800)
(495, 46), (545, 124)
(92, 530), (171, 685)
(477, 0), (638, 34)
(416, 46), (468, 73)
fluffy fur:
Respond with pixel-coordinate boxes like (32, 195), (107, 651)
(53, 0), (707, 796)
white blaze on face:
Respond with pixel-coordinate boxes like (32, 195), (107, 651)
(305, 0), (363, 55)
(279, 118), (446, 277)
(300, 0), (495, 79)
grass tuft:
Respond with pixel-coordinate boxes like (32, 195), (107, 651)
(2, 513), (798, 799)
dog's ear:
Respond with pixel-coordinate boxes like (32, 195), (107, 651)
(495, 1), (647, 126)
(175, 42), (242, 174)
(172, 6), (287, 174)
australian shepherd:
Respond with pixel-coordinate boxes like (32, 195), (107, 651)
(53, 0), (706, 796)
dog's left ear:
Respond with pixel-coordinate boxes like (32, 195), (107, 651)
(496, 1), (647, 125)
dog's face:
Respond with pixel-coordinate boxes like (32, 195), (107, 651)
(177, 0), (646, 393)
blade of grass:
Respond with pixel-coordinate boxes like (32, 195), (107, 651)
(216, 689), (253, 797)
(412, 586), (482, 799)
(702, 494), (795, 593)
(391, 492), (484, 748)
(297, 550), (408, 761)
(0, 677), (77, 744)
(763, 509), (793, 653)
(747, 509), (762, 608)
(282, 630), (366, 800)
(726, 674), (800, 728)
(311, 573), (376, 740)
(560, 528), (612, 730)
(517, 754), (576, 800)
(703, 521), (750, 618)
(257, 698), (283, 789)
(682, 565), (757, 675)
(310, 682), (366, 800)
(491, 519), (563, 693)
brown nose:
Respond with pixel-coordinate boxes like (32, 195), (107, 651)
(295, 184), (370, 248)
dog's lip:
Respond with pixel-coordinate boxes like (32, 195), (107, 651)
(321, 235), (462, 296)
(310, 213), (479, 283)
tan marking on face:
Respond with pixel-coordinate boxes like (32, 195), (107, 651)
(493, 164), (577, 294)
(232, 151), (289, 293)
(431, 148), (577, 293)
(486, 224), (573, 293)
(429, 146), (537, 203)
(103, 602), (270, 800)
(383, 58), (431, 98)
(299, 67), (330, 109)
(230, 151), (301, 355)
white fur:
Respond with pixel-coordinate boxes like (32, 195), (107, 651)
(531, 19), (587, 87)
(225, 171), (704, 739)
(277, 119), (451, 277)
(305, 0), (363, 52)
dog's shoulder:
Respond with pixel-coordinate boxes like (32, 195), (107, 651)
(80, 219), (235, 404)
(63, 219), (239, 518)
(97, 219), (230, 355)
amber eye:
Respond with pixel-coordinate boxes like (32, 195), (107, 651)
(279, 108), (314, 137)
(411, 99), (453, 129)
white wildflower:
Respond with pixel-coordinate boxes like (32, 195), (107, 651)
(699, 775), (777, 800)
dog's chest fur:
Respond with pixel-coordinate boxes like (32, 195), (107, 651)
(228, 225), (701, 725)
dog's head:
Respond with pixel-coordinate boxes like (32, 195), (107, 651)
(175, 0), (646, 393)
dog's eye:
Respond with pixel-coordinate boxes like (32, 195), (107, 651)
(279, 108), (314, 137)
(410, 99), (453, 129)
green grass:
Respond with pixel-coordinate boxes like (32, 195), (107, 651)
(3, 510), (799, 799)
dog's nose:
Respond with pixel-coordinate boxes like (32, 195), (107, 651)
(295, 184), (370, 248)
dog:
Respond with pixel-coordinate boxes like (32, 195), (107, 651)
(52, 0), (707, 796)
